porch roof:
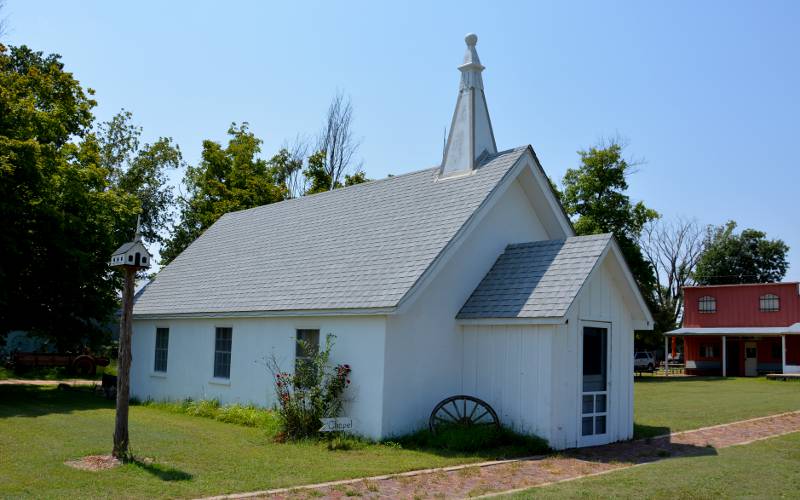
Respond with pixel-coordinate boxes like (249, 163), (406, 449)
(665, 323), (800, 337)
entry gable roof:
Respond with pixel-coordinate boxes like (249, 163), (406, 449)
(457, 234), (613, 320)
(134, 147), (528, 317)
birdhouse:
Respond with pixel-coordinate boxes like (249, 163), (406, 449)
(110, 216), (152, 269)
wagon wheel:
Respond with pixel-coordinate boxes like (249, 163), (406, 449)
(72, 355), (96, 376)
(429, 395), (500, 433)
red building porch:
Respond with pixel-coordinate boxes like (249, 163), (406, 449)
(667, 283), (800, 376)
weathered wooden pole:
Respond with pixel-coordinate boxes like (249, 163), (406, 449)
(113, 265), (136, 459)
(109, 216), (152, 460)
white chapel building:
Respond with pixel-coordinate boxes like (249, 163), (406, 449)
(131, 34), (652, 449)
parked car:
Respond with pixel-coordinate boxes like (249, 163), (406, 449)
(634, 351), (656, 372)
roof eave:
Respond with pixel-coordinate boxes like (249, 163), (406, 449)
(456, 316), (566, 326)
(133, 306), (397, 321)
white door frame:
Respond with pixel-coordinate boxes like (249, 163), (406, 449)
(744, 341), (758, 377)
(577, 320), (612, 447)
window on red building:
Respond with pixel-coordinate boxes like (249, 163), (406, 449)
(771, 341), (782, 359)
(700, 344), (716, 358)
(759, 294), (780, 312)
(698, 296), (716, 313)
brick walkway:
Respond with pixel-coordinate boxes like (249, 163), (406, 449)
(206, 411), (800, 500)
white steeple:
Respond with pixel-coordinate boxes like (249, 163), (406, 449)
(440, 33), (497, 176)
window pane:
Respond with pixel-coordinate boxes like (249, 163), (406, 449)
(296, 329), (320, 358)
(699, 296), (716, 313)
(582, 417), (594, 436)
(154, 328), (169, 372)
(583, 327), (608, 392)
(214, 328), (232, 379)
(760, 294), (779, 312)
(582, 395), (594, 415)
(595, 394), (607, 413)
(595, 415), (606, 434)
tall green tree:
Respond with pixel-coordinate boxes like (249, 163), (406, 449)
(97, 110), (182, 244)
(558, 140), (660, 346)
(0, 44), (142, 350)
(161, 123), (284, 264)
(694, 221), (789, 285)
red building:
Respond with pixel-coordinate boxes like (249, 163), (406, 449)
(666, 282), (800, 376)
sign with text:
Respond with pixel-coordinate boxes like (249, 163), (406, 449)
(319, 417), (354, 433)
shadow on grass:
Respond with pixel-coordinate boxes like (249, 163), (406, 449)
(634, 423), (671, 439)
(131, 459), (193, 482)
(633, 376), (728, 384)
(572, 434), (718, 466)
(0, 384), (112, 418)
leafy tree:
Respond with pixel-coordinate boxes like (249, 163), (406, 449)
(558, 140), (660, 347)
(161, 123), (284, 264)
(97, 110), (182, 244)
(560, 140), (659, 290)
(694, 221), (789, 285)
(0, 44), (141, 350)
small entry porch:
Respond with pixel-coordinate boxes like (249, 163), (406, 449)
(664, 326), (800, 377)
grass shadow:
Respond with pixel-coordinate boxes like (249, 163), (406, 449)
(634, 376), (728, 384)
(130, 458), (193, 482)
(633, 423), (671, 439)
(571, 434), (718, 466)
(0, 384), (112, 419)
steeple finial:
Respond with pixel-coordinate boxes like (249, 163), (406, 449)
(134, 215), (142, 242)
(440, 33), (497, 176)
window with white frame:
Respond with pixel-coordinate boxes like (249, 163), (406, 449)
(698, 296), (716, 313)
(295, 329), (320, 373)
(700, 344), (716, 358)
(760, 294), (780, 312)
(153, 327), (169, 372)
(214, 327), (233, 379)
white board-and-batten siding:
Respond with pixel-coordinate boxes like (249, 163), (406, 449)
(461, 324), (554, 441)
(130, 315), (388, 439)
(461, 256), (636, 450)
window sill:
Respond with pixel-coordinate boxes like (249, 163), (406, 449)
(208, 378), (231, 387)
(150, 372), (167, 378)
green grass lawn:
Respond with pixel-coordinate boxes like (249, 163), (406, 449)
(0, 385), (529, 499)
(1, 377), (798, 498)
(506, 432), (800, 499)
(634, 376), (800, 438)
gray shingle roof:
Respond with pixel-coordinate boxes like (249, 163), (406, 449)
(134, 147), (527, 316)
(456, 233), (612, 319)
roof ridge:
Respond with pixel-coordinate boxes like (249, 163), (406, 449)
(221, 145), (529, 219)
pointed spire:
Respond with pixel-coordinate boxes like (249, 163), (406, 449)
(440, 33), (497, 176)
(134, 215), (142, 242)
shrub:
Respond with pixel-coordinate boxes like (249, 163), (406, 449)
(267, 334), (352, 440)
(137, 398), (279, 431)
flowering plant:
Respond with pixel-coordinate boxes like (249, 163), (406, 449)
(268, 334), (352, 440)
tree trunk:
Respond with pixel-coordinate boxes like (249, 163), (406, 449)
(113, 266), (135, 460)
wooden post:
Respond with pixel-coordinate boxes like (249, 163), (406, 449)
(664, 335), (669, 376)
(113, 266), (136, 460)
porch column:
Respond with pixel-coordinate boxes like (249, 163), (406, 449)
(782, 335), (787, 374)
(722, 336), (727, 377)
(664, 335), (669, 376)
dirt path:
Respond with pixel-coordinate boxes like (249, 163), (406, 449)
(203, 410), (800, 500)
(0, 378), (97, 386)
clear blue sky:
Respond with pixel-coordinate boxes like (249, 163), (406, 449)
(5, 0), (799, 280)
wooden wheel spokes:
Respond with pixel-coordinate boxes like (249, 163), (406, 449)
(429, 395), (500, 433)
